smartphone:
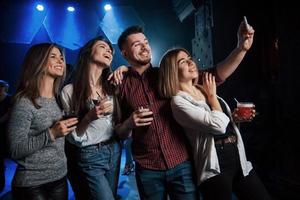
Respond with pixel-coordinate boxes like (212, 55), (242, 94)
(243, 16), (250, 30)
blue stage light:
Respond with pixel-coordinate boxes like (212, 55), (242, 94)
(104, 4), (112, 11)
(36, 4), (44, 11)
(67, 6), (75, 12)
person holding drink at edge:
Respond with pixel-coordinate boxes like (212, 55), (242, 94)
(61, 36), (122, 200)
(111, 17), (256, 200)
(7, 43), (78, 200)
(158, 49), (270, 200)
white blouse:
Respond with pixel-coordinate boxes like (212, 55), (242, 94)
(61, 84), (114, 147)
(171, 91), (253, 186)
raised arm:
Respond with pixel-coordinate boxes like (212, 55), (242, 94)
(215, 19), (255, 82)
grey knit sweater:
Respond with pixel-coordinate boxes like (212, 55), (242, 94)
(7, 97), (67, 187)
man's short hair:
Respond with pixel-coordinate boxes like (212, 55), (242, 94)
(117, 25), (144, 51)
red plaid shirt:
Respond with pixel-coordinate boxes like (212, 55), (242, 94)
(119, 66), (190, 170)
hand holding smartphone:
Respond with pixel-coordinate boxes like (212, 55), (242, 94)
(243, 16), (250, 30)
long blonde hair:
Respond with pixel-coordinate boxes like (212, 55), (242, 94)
(14, 43), (66, 108)
(158, 48), (198, 98)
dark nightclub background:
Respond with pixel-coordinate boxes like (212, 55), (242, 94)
(0, 0), (299, 199)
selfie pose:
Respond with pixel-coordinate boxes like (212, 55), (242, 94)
(158, 47), (271, 200)
(110, 17), (258, 200)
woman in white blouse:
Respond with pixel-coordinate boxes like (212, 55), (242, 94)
(158, 48), (271, 200)
(61, 36), (121, 200)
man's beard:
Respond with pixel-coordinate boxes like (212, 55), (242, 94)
(136, 57), (151, 65)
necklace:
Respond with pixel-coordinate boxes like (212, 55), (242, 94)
(90, 84), (104, 99)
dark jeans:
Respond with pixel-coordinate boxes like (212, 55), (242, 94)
(200, 143), (271, 200)
(12, 176), (68, 200)
(123, 138), (133, 165)
(135, 161), (197, 200)
(65, 140), (121, 200)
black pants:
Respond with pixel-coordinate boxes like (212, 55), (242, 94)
(65, 140), (91, 200)
(12, 176), (68, 200)
(200, 143), (271, 200)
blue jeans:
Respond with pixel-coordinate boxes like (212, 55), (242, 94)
(123, 138), (133, 165)
(76, 141), (121, 200)
(135, 161), (197, 200)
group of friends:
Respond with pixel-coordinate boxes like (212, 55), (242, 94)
(2, 18), (272, 200)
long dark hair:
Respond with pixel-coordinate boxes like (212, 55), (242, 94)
(71, 36), (121, 123)
(14, 43), (65, 108)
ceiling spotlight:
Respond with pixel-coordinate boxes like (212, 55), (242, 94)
(36, 4), (44, 11)
(104, 4), (112, 11)
(67, 6), (75, 12)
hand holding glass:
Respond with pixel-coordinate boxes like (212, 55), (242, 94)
(133, 106), (153, 127)
(98, 96), (113, 116)
(234, 102), (255, 122)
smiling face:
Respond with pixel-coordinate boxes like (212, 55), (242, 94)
(177, 51), (198, 83)
(122, 32), (151, 66)
(45, 47), (65, 78)
(91, 40), (113, 67)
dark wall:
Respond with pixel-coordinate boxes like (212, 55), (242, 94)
(212, 0), (300, 198)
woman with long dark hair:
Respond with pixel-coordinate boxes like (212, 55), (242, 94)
(61, 36), (121, 200)
(7, 43), (78, 200)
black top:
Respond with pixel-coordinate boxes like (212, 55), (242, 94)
(92, 99), (99, 106)
(213, 99), (235, 140)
